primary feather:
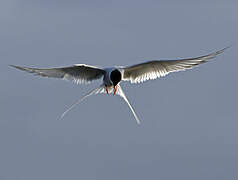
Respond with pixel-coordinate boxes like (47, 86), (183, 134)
(122, 47), (228, 83)
(9, 64), (105, 84)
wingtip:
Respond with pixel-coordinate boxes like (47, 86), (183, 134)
(216, 45), (231, 54)
(205, 45), (231, 61)
(9, 65), (34, 73)
(9, 64), (23, 70)
(9, 64), (17, 68)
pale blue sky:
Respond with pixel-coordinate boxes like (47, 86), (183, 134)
(1, 0), (238, 179)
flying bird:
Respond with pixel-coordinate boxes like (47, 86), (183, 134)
(10, 47), (228, 124)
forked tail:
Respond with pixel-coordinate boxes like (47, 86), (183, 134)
(59, 85), (105, 120)
(117, 84), (141, 124)
(59, 84), (141, 124)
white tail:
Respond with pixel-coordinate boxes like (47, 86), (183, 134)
(59, 84), (141, 124)
(59, 85), (105, 120)
(117, 84), (141, 124)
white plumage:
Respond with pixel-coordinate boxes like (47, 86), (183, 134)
(10, 47), (228, 124)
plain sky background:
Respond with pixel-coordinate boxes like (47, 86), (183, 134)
(0, 0), (238, 179)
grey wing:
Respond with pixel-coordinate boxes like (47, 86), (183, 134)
(10, 64), (105, 84)
(122, 47), (228, 83)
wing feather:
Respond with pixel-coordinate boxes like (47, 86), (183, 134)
(10, 64), (105, 84)
(123, 47), (228, 83)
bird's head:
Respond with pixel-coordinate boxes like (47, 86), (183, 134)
(110, 69), (121, 86)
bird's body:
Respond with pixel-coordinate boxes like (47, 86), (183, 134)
(103, 68), (122, 94)
(10, 47), (228, 124)
(103, 68), (118, 86)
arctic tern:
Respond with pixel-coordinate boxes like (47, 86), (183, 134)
(10, 47), (228, 124)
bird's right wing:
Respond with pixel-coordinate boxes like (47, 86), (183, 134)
(10, 64), (105, 84)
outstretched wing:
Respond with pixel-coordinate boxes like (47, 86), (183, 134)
(122, 47), (228, 84)
(10, 64), (105, 84)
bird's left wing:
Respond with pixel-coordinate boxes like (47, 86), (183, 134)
(10, 64), (105, 84)
(122, 47), (228, 84)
